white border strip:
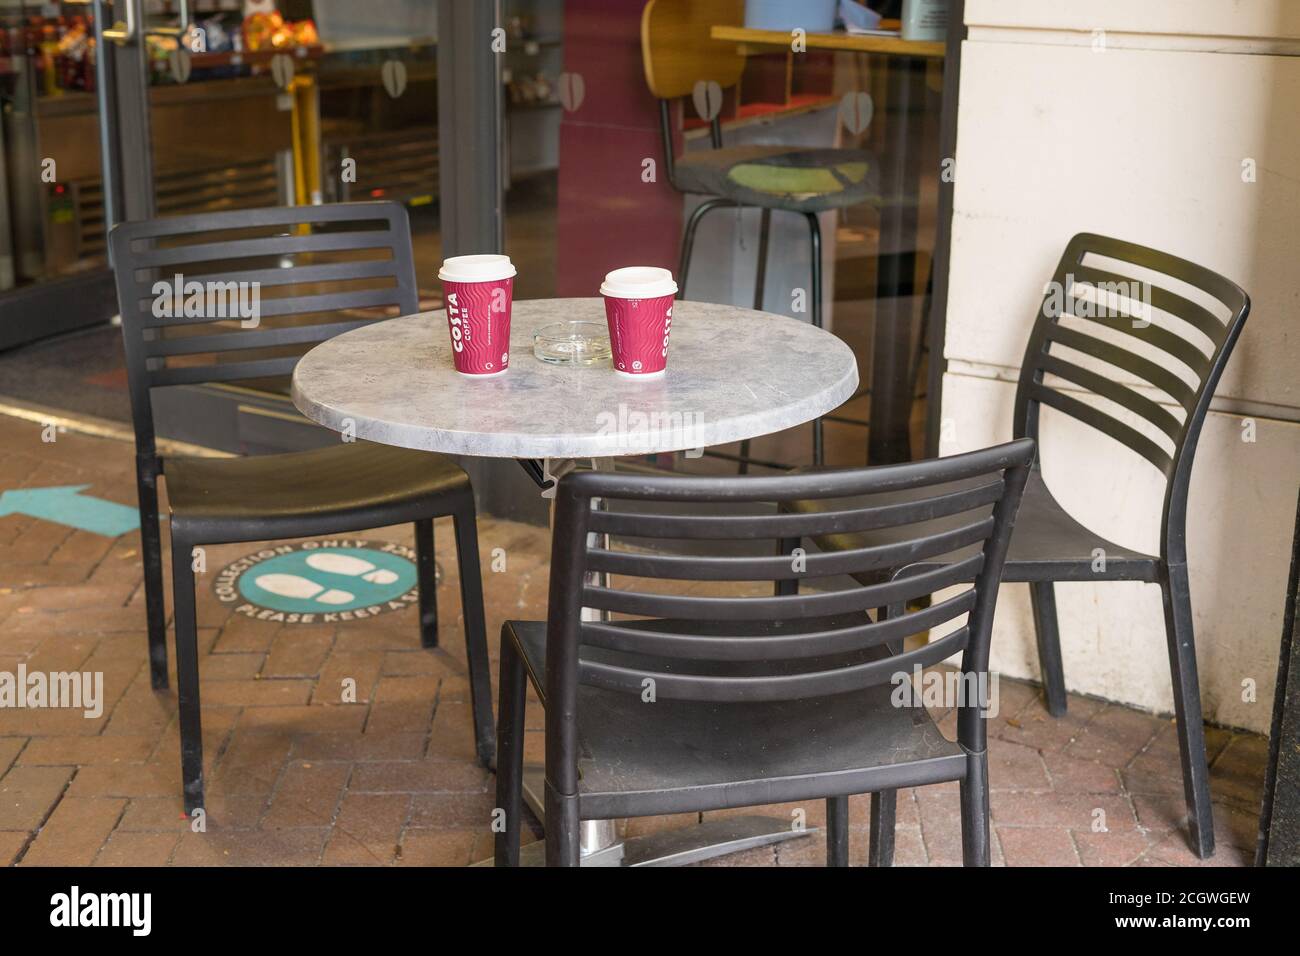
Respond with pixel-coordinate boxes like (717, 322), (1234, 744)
(0, 396), (233, 458)
(945, 360), (1300, 424)
(966, 26), (1300, 57)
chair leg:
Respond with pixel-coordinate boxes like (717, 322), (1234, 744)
(136, 466), (169, 690)
(1030, 580), (1068, 716)
(414, 518), (438, 649)
(544, 787), (582, 867)
(452, 500), (496, 770)
(826, 796), (849, 866)
(805, 212), (824, 329)
(959, 749), (991, 866)
(494, 636), (526, 866)
(737, 208), (774, 477)
(677, 197), (732, 298)
(910, 259), (934, 400)
(1162, 562), (1216, 858)
(869, 790), (896, 866)
(805, 211), (825, 467)
(170, 533), (205, 814)
(867, 601), (901, 867)
(680, 198), (736, 468)
(737, 438), (752, 474)
(775, 536), (799, 596)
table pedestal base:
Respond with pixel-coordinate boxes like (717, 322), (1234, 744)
(471, 764), (813, 867)
(476, 816), (814, 867)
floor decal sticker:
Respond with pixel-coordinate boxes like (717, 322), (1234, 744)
(0, 485), (139, 537)
(213, 539), (423, 623)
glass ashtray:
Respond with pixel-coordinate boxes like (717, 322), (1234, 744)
(533, 320), (611, 367)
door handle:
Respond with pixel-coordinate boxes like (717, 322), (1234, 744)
(144, 0), (193, 39)
(101, 0), (136, 46)
(102, 0), (192, 45)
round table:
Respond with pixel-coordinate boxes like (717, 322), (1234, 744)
(291, 298), (858, 460)
(292, 297), (859, 866)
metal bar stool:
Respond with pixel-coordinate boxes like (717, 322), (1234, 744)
(642, 0), (892, 469)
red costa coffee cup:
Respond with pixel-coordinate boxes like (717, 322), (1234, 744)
(438, 254), (516, 376)
(600, 266), (679, 377)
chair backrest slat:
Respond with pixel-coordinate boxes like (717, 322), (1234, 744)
(1044, 323), (1198, 411)
(158, 256), (402, 292)
(143, 319), (371, 359)
(586, 476), (1005, 540)
(578, 627), (972, 703)
(149, 356), (301, 388)
(108, 202), (419, 461)
(1037, 353), (1185, 443)
(544, 439), (1035, 712)
(581, 587), (977, 662)
(137, 286), (403, 329)
(1028, 384), (1174, 475)
(585, 514), (993, 582)
(126, 228), (398, 271)
(1070, 262), (1226, 344)
(1061, 301), (1213, 376)
(1014, 233), (1250, 540)
(582, 551), (986, 622)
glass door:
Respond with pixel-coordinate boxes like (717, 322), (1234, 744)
(0, 0), (451, 426)
(0, 0), (118, 351)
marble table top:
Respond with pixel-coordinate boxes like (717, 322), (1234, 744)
(291, 298), (859, 459)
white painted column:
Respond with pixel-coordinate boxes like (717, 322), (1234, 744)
(945, 0), (1300, 731)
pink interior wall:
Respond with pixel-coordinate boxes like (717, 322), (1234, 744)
(556, 0), (683, 296)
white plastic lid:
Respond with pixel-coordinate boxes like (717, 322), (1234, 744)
(600, 266), (678, 299)
(438, 254), (517, 283)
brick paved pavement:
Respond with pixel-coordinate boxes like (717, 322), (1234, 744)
(0, 415), (1267, 866)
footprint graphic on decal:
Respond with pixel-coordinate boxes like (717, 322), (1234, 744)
(254, 573), (354, 605)
(254, 553), (400, 606)
(305, 552), (399, 584)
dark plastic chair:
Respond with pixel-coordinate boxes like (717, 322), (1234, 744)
(494, 439), (1035, 866)
(108, 202), (495, 813)
(642, 0), (889, 469)
(790, 233), (1251, 859)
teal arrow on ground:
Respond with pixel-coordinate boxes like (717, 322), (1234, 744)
(0, 485), (140, 537)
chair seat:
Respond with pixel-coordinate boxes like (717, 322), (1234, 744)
(793, 469), (1159, 583)
(165, 440), (470, 542)
(675, 145), (891, 213)
(505, 619), (965, 819)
